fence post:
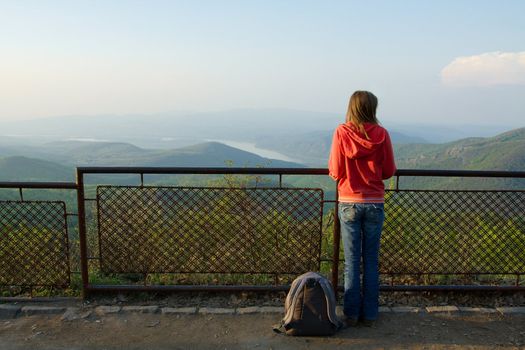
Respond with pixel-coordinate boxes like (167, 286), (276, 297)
(331, 181), (340, 297)
(76, 169), (90, 299)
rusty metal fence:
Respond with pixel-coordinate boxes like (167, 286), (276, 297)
(96, 186), (324, 274)
(1, 168), (524, 297)
(76, 167), (335, 295)
(381, 190), (525, 275)
(0, 182), (77, 294)
(378, 170), (525, 291)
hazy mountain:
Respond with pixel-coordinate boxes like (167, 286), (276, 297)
(385, 123), (513, 143)
(394, 127), (525, 171)
(1, 109), (341, 145)
(255, 130), (427, 166)
(0, 141), (303, 183)
(41, 141), (150, 165)
(0, 124), (523, 190)
(0, 156), (73, 182)
(0, 145), (16, 157)
(393, 127), (525, 189)
(39, 141), (302, 168)
(138, 142), (302, 168)
(2, 109), (514, 148)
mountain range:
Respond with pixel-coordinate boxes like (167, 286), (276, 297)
(394, 127), (525, 171)
(0, 141), (301, 182)
(3, 109), (514, 148)
(254, 129), (427, 166)
(0, 126), (523, 190)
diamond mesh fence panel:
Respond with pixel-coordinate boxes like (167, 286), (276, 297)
(97, 186), (324, 274)
(381, 190), (525, 274)
(0, 201), (70, 287)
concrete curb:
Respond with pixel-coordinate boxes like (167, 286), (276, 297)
(121, 306), (159, 314)
(2, 303), (523, 319)
(258, 306), (284, 314)
(391, 306), (424, 313)
(496, 307), (525, 315)
(0, 304), (21, 319)
(459, 307), (497, 314)
(95, 306), (121, 315)
(198, 307), (236, 315)
(426, 306), (459, 313)
(161, 307), (197, 315)
(237, 306), (260, 315)
(20, 306), (66, 316)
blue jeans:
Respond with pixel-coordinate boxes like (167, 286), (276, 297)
(339, 202), (384, 321)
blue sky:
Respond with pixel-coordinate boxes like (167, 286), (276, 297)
(1, 0), (524, 126)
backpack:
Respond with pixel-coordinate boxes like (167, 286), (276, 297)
(273, 272), (343, 336)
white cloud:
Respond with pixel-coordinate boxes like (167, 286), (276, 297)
(441, 51), (525, 87)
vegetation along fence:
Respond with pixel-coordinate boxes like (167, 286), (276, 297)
(0, 168), (524, 298)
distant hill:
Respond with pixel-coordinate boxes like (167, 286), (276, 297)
(257, 126), (525, 189)
(394, 127), (525, 171)
(254, 131), (333, 166)
(139, 142), (302, 168)
(6, 109), (510, 148)
(1, 109), (342, 143)
(0, 156), (73, 181)
(42, 141), (150, 165)
(38, 141), (302, 168)
(0, 141), (303, 183)
(393, 127), (525, 189)
(0, 146), (15, 157)
(254, 129), (427, 166)
(0, 128), (523, 189)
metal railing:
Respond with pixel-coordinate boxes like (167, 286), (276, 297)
(1, 168), (524, 298)
(76, 167), (337, 296)
(0, 182), (77, 295)
(380, 169), (525, 291)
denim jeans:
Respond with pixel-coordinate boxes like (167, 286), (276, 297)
(339, 202), (384, 321)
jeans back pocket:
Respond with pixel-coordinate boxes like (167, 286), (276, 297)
(366, 204), (384, 223)
(340, 203), (358, 222)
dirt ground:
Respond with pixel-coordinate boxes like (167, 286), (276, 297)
(1, 312), (524, 350)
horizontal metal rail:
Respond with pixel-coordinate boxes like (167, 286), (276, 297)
(395, 169), (525, 178)
(0, 182), (77, 189)
(378, 285), (525, 292)
(77, 167), (525, 178)
(87, 285), (291, 293)
(82, 284), (525, 294)
(77, 167), (328, 175)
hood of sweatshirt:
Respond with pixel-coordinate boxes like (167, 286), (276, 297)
(336, 122), (386, 159)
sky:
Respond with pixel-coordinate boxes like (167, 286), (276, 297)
(0, 0), (524, 127)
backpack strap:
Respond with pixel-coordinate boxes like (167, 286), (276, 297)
(272, 321), (286, 334)
(282, 278), (307, 325)
(285, 274), (302, 311)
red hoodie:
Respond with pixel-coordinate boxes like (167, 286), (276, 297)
(328, 122), (396, 203)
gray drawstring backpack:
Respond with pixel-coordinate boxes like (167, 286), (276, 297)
(273, 271), (343, 336)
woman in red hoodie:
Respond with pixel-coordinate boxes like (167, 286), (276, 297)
(328, 91), (396, 326)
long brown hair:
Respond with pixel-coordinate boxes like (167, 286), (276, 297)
(345, 90), (379, 140)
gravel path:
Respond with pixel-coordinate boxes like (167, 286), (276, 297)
(1, 310), (524, 349)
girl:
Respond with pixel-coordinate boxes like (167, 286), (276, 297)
(328, 90), (396, 326)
